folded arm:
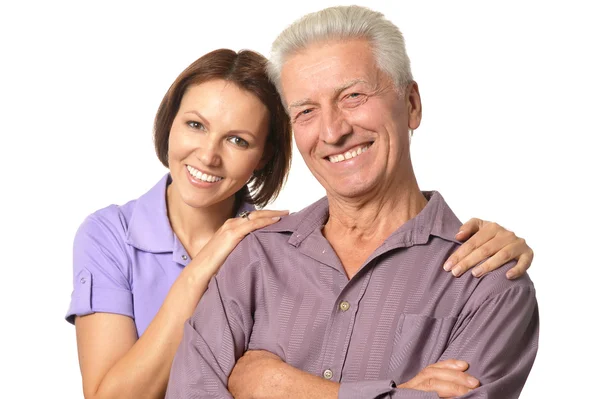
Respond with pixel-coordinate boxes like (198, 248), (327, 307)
(228, 281), (538, 399)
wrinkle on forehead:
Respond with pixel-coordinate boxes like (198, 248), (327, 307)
(282, 38), (397, 106)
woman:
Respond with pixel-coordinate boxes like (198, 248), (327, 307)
(66, 49), (533, 398)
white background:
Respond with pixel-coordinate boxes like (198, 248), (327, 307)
(1, 0), (598, 397)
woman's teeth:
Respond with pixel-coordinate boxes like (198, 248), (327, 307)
(186, 165), (223, 182)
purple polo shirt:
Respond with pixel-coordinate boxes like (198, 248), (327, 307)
(166, 191), (538, 398)
(65, 173), (254, 337)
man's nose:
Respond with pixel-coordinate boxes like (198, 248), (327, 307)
(320, 106), (352, 145)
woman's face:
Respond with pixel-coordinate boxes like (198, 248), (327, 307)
(168, 79), (270, 210)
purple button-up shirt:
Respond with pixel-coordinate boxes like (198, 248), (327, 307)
(65, 173), (254, 337)
(166, 192), (538, 398)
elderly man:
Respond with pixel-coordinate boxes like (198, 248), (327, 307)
(166, 6), (538, 399)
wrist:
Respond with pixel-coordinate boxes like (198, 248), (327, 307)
(179, 259), (216, 291)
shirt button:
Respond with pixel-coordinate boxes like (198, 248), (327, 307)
(323, 369), (333, 380)
(80, 277), (86, 284)
(339, 301), (350, 312)
(181, 254), (188, 261)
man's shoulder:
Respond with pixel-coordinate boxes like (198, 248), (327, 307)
(253, 197), (329, 235)
(461, 261), (536, 312)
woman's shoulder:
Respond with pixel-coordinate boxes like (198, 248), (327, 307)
(78, 199), (137, 242)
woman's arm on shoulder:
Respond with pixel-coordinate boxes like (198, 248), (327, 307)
(72, 209), (287, 399)
(443, 218), (534, 279)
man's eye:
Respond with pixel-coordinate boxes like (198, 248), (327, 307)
(296, 109), (313, 120)
(187, 121), (206, 130)
(347, 92), (366, 100)
(227, 136), (249, 148)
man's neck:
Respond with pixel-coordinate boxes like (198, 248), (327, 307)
(323, 176), (427, 278)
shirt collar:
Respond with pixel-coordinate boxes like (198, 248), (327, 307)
(126, 173), (256, 253)
(126, 174), (174, 253)
(257, 191), (463, 247)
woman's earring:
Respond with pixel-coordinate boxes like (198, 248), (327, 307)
(409, 129), (414, 144)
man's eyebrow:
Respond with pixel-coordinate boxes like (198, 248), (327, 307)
(287, 79), (369, 111)
(288, 98), (315, 110)
(334, 79), (368, 96)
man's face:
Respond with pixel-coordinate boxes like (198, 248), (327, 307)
(280, 39), (421, 201)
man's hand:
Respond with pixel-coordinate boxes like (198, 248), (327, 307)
(397, 359), (480, 398)
(228, 350), (339, 399)
(444, 218), (534, 279)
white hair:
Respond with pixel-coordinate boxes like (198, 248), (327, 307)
(267, 5), (413, 96)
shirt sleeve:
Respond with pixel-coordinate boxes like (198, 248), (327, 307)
(339, 380), (437, 398)
(437, 283), (539, 398)
(166, 235), (259, 398)
(339, 282), (538, 399)
(65, 209), (133, 323)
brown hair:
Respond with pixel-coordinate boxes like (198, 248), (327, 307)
(154, 49), (292, 208)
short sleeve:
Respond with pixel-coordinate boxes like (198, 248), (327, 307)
(65, 208), (133, 323)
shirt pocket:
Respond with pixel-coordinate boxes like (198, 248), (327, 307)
(388, 313), (457, 383)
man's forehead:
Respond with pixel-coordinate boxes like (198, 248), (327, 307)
(281, 42), (380, 105)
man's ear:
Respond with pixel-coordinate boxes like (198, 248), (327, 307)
(407, 81), (422, 130)
(256, 142), (274, 172)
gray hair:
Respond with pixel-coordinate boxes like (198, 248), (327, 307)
(267, 5), (413, 96)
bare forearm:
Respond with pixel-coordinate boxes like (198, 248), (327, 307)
(230, 355), (339, 399)
(276, 368), (339, 399)
(90, 266), (213, 399)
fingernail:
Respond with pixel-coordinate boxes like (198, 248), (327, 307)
(506, 271), (516, 279)
(443, 260), (454, 271)
(472, 267), (482, 277)
(467, 377), (479, 387)
(455, 230), (464, 238)
(452, 267), (461, 277)
(455, 360), (468, 368)
(272, 217), (281, 221)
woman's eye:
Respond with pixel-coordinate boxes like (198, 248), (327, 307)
(187, 121), (206, 130)
(227, 136), (249, 148)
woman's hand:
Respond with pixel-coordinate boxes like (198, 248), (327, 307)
(444, 218), (534, 279)
(397, 359), (480, 398)
(190, 209), (289, 277)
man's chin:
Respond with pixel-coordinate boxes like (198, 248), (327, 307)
(325, 181), (379, 201)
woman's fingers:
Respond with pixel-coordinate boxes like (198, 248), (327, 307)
(445, 219), (533, 279)
(242, 209), (289, 221)
(454, 218), (484, 242)
(443, 221), (498, 272)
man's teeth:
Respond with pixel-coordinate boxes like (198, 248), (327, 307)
(328, 144), (371, 163)
(186, 165), (223, 183)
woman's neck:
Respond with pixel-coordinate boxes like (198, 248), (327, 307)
(166, 185), (236, 257)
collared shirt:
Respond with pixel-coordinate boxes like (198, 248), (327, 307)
(166, 192), (538, 399)
(65, 173), (254, 337)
